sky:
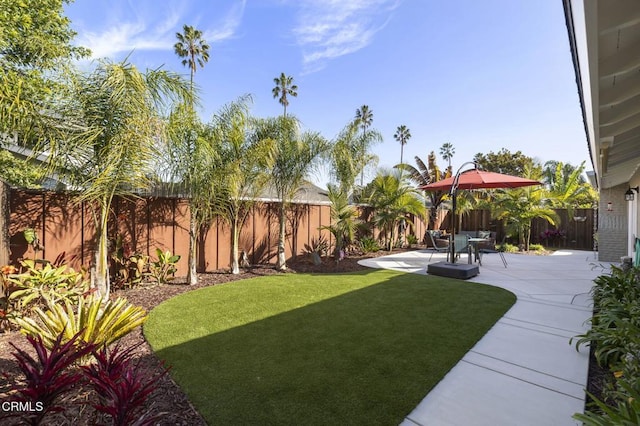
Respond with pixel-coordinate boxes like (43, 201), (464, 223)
(63, 0), (590, 188)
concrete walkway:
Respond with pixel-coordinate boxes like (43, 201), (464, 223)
(359, 249), (610, 426)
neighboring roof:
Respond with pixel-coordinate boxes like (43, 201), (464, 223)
(254, 181), (331, 205)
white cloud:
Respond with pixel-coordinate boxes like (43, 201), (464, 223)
(77, 0), (246, 60)
(293, 0), (400, 73)
(203, 0), (246, 43)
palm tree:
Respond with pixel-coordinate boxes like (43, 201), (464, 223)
(439, 142), (455, 170)
(492, 164), (559, 251)
(49, 59), (191, 298)
(364, 170), (425, 251)
(174, 24), (210, 89)
(354, 105), (379, 186)
(396, 151), (452, 229)
(256, 115), (328, 270)
(208, 96), (275, 274)
(272, 73), (298, 117)
(330, 119), (382, 196)
(322, 184), (360, 262)
(174, 24), (209, 284)
(394, 125), (411, 165)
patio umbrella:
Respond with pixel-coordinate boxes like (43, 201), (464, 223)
(420, 168), (542, 191)
(420, 163), (542, 263)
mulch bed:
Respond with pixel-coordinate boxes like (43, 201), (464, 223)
(0, 248), (608, 424)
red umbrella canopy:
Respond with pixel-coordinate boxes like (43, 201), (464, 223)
(420, 169), (541, 191)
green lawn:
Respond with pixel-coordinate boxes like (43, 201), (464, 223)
(144, 270), (515, 425)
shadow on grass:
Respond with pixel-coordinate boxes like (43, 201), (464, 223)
(145, 271), (516, 425)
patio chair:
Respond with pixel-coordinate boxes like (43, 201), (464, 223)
(426, 231), (449, 261)
(454, 234), (471, 263)
(478, 233), (507, 268)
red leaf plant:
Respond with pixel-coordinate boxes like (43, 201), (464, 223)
(81, 342), (170, 426)
(4, 331), (95, 425)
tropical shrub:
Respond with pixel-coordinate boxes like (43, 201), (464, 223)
(82, 343), (169, 426)
(528, 243), (545, 252)
(7, 331), (95, 425)
(7, 259), (90, 313)
(15, 295), (147, 350)
(358, 237), (381, 254)
(572, 265), (640, 424)
(304, 236), (329, 265)
(111, 251), (149, 290)
(406, 234), (419, 246)
(498, 243), (519, 253)
(149, 249), (180, 285)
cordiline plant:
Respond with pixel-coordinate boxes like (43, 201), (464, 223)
(6, 331), (95, 425)
(15, 295), (147, 350)
(81, 343), (169, 426)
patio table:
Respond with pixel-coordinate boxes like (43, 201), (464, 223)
(468, 238), (490, 265)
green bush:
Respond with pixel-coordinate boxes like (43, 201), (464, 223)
(406, 234), (419, 245)
(572, 265), (640, 424)
(498, 243), (518, 253)
(149, 248), (180, 284)
(358, 237), (380, 254)
(528, 243), (545, 252)
(7, 259), (89, 313)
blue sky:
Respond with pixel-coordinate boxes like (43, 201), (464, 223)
(63, 0), (589, 187)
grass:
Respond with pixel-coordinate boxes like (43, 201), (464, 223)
(144, 269), (515, 425)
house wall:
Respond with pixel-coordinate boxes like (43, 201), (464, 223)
(598, 184), (629, 262)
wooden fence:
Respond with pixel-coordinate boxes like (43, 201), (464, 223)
(4, 187), (429, 275)
(1, 186), (593, 277)
(441, 208), (596, 250)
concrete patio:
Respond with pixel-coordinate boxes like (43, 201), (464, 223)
(359, 249), (611, 426)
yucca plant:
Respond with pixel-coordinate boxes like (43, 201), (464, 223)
(7, 259), (90, 313)
(15, 295), (147, 351)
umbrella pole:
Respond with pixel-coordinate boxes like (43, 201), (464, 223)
(450, 188), (457, 263)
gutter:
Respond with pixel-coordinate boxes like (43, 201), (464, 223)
(562, 0), (598, 189)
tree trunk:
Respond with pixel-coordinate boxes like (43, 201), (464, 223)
(276, 202), (287, 270)
(93, 203), (110, 299)
(187, 213), (198, 285)
(231, 218), (240, 275)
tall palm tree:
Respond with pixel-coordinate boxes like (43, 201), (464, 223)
(256, 115), (328, 270)
(174, 24), (209, 284)
(208, 96), (275, 274)
(49, 59), (191, 298)
(355, 105), (376, 186)
(394, 125), (411, 165)
(439, 142), (455, 170)
(272, 72), (298, 117)
(330, 119), (382, 196)
(174, 24), (210, 89)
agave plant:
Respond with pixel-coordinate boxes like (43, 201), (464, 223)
(15, 294), (147, 350)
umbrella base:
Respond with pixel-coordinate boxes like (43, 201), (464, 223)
(427, 262), (479, 279)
